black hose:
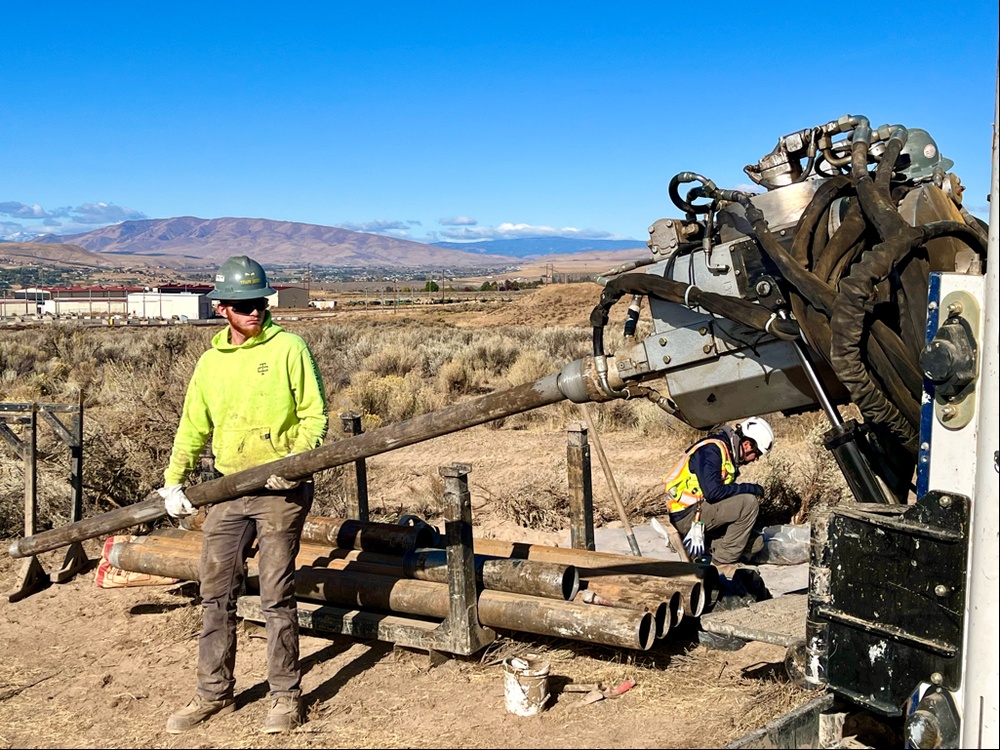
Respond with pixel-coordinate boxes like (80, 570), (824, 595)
(790, 176), (851, 270)
(921, 221), (989, 255)
(589, 273), (800, 358)
(669, 172), (716, 215)
(830, 233), (923, 452)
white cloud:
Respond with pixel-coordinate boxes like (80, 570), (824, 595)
(435, 222), (616, 242)
(72, 202), (146, 224)
(0, 201), (49, 219)
(438, 216), (478, 226)
(337, 218), (423, 239)
(0, 200), (149, 238)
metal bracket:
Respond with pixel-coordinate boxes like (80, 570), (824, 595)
(931, 291), (981, 430)
(387, 464), (496, 655)
(819, 489), (969, 715)
(6, 557), (49, 603)
(237, 463), (495, 658)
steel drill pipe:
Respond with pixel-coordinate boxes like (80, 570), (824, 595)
(580, 572), (709, 619)
(576, 580), (680, 633)
(572, 588), (670, 639)
(108, 541), (655, 650)
(300, 517), (437, 553)
(179, 513), (438, 554)
(473, 537), (714, 617)
(129, 531), (580, 601)
(11, 361), (609, 559)
(472, 537), (708, 579)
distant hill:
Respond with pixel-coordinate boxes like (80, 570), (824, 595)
(28, 217), (519, 271)
(0, 241), (128, 269)
(431, 237), (646, 258)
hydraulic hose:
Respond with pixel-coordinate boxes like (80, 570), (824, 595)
(589, 273), (800, 343)
(831, 232), (923, 452)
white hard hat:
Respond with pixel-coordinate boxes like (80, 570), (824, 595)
(738, 416), (774, 454)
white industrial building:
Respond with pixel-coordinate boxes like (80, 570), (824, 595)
(1, 283), (309, 320)
(127, 292), (214, 320)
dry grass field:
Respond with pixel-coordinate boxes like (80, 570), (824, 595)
(0, 282), (845, 748)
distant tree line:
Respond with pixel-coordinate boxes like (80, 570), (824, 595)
(0, 267), (83, 291)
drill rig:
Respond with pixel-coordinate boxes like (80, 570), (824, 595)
(565, 110), (996, 748)
(12, 106), (996, 748)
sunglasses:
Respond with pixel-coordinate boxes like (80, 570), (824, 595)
(222, 298), (268, 315)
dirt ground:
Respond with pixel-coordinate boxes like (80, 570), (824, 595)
(0, 429), (816, 750)
(1, 282), (819, 748)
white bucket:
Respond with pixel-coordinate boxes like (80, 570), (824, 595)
(502, 654), (550, 716)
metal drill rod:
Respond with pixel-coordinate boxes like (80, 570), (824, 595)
(10, 370), (572, 559)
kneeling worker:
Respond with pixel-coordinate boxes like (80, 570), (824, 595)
(658, 417), (774, 577)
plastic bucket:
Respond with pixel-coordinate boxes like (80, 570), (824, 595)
(502, 654), (550, 716)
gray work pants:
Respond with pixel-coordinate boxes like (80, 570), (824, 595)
(674, 493), (759, 565)
(195, 483), (312, 701)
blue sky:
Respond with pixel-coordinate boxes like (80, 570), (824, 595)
(2, 2), (997, 245)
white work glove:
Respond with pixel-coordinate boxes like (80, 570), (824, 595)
(683, 521), (706, 557)
(265, 454), (300, 491)
(157, 484), (195, 518)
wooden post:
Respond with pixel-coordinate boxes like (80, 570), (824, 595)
(7, 404), (47, 602)
(51, 391), (90, 582)
(340, 411), (369, 522)
(580, 403), (641, 556)
(566, 421), (595, 551)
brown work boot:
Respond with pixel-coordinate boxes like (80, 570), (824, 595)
(165, 694), (235, 733)
(262, 695), (302, 734)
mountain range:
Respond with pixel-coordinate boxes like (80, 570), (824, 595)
(5, 216), (647, 272)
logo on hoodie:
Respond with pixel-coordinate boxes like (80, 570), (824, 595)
(257, 362), (269, 375)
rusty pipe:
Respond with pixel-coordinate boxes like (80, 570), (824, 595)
(404, 549), (579, 601)
(300, 516), (436, 553)
(11, 359), (612, 559)
(472, 537), (707, 580)
(573, 588), (670, 639)
(108, 541), (654, 650)
(181, 513), (439, 553)
(129, 531), (580, 601)
(579, 571), (710, 619)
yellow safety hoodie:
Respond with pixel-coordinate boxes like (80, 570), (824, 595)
(164, 314), (328, 485)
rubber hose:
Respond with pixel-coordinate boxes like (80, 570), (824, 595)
(590, 274), (800, 339)
(790, 176), (851, 269)
(851, 140), (914, 242)
(875, 134), (905, 194)
(830, 233), (923, 451)
(815, 202), (868, 282)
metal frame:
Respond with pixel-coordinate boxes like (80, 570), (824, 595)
(1, 392), (90, 602)
(237, 463), (495, 657)
(339, 410), (369, 522)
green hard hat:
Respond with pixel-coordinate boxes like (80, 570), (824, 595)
(898, 128), (954, 182)
(206, 255), (277, 300)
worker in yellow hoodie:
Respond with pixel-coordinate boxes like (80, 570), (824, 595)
(157, 256), (327, 735)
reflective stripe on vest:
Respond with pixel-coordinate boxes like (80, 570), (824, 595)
(662, 438), (736, 513)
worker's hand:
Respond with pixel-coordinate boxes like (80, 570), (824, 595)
(157, 484), (195, 518)
(265, 453), (300, 491)
(265, 474), (300, 491)
(683, 521), (706, 557)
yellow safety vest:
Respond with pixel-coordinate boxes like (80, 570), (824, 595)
(662, 438), (736, 513)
